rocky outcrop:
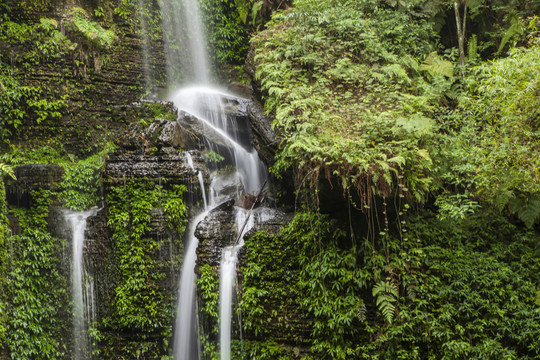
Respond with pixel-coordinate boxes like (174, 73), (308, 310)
(104, 112), (208, 194)
(103, 152), (202, 184)
(246, 100), (279, 166)
(194, 199), (237, 269)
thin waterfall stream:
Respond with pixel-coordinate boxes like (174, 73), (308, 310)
(63, 208), (99, 360)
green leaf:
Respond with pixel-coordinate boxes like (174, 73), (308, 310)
(508, 193), (540, 228)
(0, 163), (16, 180)
(419, 51), (454, 78)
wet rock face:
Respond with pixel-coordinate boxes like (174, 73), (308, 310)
(195, 204), (294, 357)
(3, 0), (167, 156)
(176, 93), (277, 169)
(242, 210), (293, 240)
(194, 202), (290, 275)
(195, 199), (237, 269)
(104, 152), (199, 184)
(104, 116), (207, 187)
(247, 100), (279, 166)
(115, 115), (199, 154)
(178, 111), (233, 150)
(5, 164), (65, 208)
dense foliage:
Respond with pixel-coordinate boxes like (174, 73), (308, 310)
(440, 42), (540, 225)
(0, 189), (70, 360)
(253, 0), (447, 204)
(102, 181), (187, 358)
(238, 212), (540, 359)
(241, 1), (540, 358)
(254, 0), (540, 221)
(201, 0), (249, 65)
(1, 0), (540, 359)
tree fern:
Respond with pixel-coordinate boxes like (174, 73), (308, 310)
(373, 280), (398, 324)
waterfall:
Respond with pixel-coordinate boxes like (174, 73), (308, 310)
(160, 0), (209, 85)
(219, 208), (277, 360)
(64, 208), (99, 360)
(218, 209), (252, 360)
(171, 86), (265, 194)
(174, 210), (207, 360)
(173, 88), (267, 359)
(218, 248), (239, 360)
(137, 0), (154, 92)
(160, 0), (268, 358)
(185, 152), (208, 211)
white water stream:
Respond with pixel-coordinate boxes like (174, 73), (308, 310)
(64, 208), (99, 360)
(172, 85), (267, 359)
(160, 0), (209, 85)
(157, 0), (270, 358)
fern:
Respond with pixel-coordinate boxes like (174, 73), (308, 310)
(467, 34), (478, 61)
(373, 280), (398, 324)
(508, 192), (540, 228)
(496, 17), (524, 56)
(0, 163), (16, 180)
(70, 7), (116, 49)
(419, 51), (454, 78)
(356, 303), (367, 322)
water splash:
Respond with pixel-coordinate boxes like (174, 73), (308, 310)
(171, 86), (266, 194)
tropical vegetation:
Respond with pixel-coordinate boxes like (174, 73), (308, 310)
(0, 0), (539, 359)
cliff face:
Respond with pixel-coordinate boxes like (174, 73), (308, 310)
(1, 0), (166, 155)
(1, 1), (177, 359)
(1, 1), (296, 359)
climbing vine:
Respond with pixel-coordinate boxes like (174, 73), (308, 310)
(1, 187), (69, 359)
(103, 181), (187, 358)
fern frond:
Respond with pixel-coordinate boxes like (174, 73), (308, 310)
(508, 192), (540, 228)
(0, 163), (16, 180)
(373, 280), (398, 324)
(420, 51), (454, 78)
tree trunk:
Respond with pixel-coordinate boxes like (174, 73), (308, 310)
(454, 0), (467, 69)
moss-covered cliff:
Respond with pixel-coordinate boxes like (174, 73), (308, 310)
(1, 0), (540, 359)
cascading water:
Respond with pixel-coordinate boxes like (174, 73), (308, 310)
(173, 90), (267, 358)
(171, 87), (265, 194)
(159, 0), (269, 358)
(172, 87), (267, 359)
(219, 208), (277, 360)
(185, 152), (208, 211)
(160, 0), (209, 85)
(174, 210), (206, 360)
(64, 208), (99, 360)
